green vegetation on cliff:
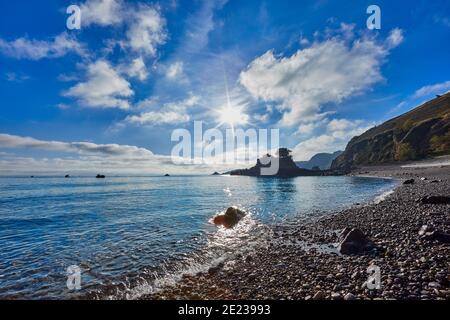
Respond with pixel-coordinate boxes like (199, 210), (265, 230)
(332, 92), (450, 169)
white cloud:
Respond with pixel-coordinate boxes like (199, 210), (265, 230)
(297, 123), (317, 135)
(0, 133), (153, 158)
(126, 5), (167, 56)
(386, 28), (404, 48)
(413, 80), (450, 98)
(5, 72), (30, 83)
(387, 80), (450, 116)
(126, 111), (190, 125)
(80, 1), (166, 57)
(239, 28), (403, 127)
(119, 56), (148, 81)
(327, 118), (364, 132)
(297, 119), (328, 135)
(433, 15), (450, 28)
(126, 96), (200, 125)
(56, 103), (71, 110)
(166, 61), (184, 80)
(184, 1), (227, 52)
(80, 0), (124, 27)
(0, 133), (244, 175)
(0, 133), (178, 175)
(0, 33), (86, 60)
(293, 118), (374, 160)
(299, 36), (310, 46)
(57, 73), (79, 82)
(253, 113), (270, 123)
(64, 60), (133, 109)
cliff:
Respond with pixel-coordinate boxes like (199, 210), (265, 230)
(332, 93), (450, 170)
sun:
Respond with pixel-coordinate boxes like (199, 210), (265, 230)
(216, 104), (249, 130)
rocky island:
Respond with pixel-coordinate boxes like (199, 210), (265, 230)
(230, 148), (327, 177)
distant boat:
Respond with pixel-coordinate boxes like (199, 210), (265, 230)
(65, 175), (70, 178)
(96, 174), (106, 179)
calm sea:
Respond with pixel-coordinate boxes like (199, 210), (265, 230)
(0, 175), (397, 299)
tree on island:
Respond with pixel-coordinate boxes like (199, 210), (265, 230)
(277, 148), (293, 159)
(230, 147), (323, 177)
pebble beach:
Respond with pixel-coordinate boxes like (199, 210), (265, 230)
(143, 161), (450, 300)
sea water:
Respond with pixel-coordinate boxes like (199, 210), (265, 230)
(0, 175), (397, 299)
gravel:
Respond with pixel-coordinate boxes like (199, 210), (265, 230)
(142, 164), (450, 300)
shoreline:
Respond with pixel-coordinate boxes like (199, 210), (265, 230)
(141, 162), (449, 300)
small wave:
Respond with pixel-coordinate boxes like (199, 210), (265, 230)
(93, 210), (272, 300)
(373, 189), (395, 204)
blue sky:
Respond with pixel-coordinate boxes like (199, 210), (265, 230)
(0, 0), (449, 174)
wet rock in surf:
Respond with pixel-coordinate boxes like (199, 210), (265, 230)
(338, 228), (377, 255)
(213, 207), (246, 228)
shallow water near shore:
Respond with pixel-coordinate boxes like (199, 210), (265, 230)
(0, 175), (397, 299)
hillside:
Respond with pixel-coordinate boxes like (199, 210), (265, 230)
(332, 92), (450, 170)
(296, 151), (343, 170)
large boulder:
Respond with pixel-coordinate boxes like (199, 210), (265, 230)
(419, 196), (450, 205)
(419, 225), (450, 244)
(338, 228), (377, 255)
(213, 207), (246, 228)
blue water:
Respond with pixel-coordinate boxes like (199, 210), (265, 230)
(0, 175), (397, 299)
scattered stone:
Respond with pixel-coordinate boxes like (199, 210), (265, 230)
(208, 263), (224, 275)
(344, 293), (356, 300)
(419, 225), (450, 243)
(339, 227), (352, 241)
(419, 225), (434, 236)
(425, 231), (450, 244)
(338, 228), (377, 255)
(141, 163), (450, 301)
(403, 179), (415, 185)
(419, 196), (450, 205)
(312, 291), (326, 300)
(331, 292), (341, 300)
(428, 282), (441, 288)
